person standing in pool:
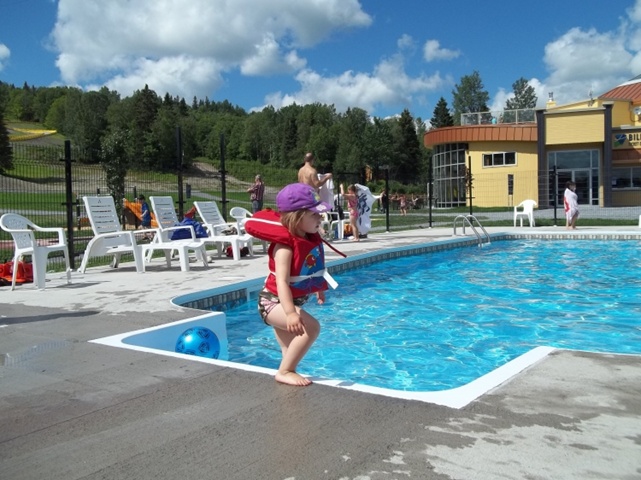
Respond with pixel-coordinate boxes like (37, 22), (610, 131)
(564, 181), (579, 229)
(246, 183), (335, 387)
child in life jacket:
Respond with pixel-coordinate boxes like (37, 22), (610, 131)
(249, 183), (332, 386)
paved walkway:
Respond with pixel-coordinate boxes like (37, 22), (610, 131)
(1, 226), (640, 479)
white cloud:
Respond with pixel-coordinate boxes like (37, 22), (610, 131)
(397, 34), (415, 51)
(0, 44), (10, 71)
(240, 34), (306, 76)
(87, 56), (224, 100)
(261, 53), (447, 114)
(539, 1), (641, 106)
(52, 0), (371, 97)
(423, 39), (460, 62)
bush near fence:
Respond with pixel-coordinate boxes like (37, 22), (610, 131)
(2, 142), (640, 273)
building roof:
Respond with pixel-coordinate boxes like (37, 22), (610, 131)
(423, 124), (537, 148)
(599, 75), (641, 103)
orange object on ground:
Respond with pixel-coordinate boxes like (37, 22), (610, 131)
(123, 199), (158, 227)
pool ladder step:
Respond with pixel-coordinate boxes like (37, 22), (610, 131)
(453, 215), (491, 246)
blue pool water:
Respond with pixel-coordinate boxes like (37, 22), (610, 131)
(221, 239), (641, 391)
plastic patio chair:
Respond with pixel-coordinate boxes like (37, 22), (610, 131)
(0, 213), (71, 290)
(229, 206), (267, 252)
(146, 196), (209, 272)
(514, 199), (537, 227)
(193, 201), (255, 260)
(80, 196), (153, 274)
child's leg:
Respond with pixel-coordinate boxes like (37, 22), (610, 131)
(350, 217), (359, 241)
(265, 306), (320, 386)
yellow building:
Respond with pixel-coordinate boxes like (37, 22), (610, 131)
(424, 76), (641, 208)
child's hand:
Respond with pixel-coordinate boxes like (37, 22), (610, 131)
(286, 311), (305, 336)
(316, 291), (325, 305)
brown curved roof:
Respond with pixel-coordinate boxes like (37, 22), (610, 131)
(423, 124), (537, 147)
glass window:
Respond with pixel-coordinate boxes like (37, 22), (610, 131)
(633, 167), (641, 188)
(612, 167), (641, 189)
(433, 143), (467, 207)
(505, 152), (516, 165)
(482, 152), (516, 167)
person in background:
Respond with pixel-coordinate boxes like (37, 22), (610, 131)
(399, 193), (407, 216)
(247, 174), (265, 213)
(298, 152), (332, 236)
(340, 183), (360, 241)
(379, 189), (388, 213)
(137, 194), (153, 240)
(298, 152), (332, 191)
(564, 180), (580, 229)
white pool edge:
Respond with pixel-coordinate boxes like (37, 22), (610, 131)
(90, 314), (556, 409)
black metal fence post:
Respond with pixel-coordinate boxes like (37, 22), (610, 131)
(61, 140), (75, 269)
(467, 155), (473, 216)
(551, 165), (558, 226)
(384, 166), (390, 232)
(176, 127), (184, 219)
(220, 133), (228, 221)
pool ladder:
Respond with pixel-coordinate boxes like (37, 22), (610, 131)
(453, 215), (491, 246)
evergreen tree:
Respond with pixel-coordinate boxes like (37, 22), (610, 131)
(451, 71), (490, 125)
(0, 109), (14, 173)
(430, 97), (454, 128)
(394, 109), (422, 182)
(101, 128), (130, 215)
(504, 77), (537, 123)
(506, 77), (537, 110)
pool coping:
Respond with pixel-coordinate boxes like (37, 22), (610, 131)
(90, 231), (641, 409)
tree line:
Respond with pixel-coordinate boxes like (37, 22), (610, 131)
(0, 71), (536, 183)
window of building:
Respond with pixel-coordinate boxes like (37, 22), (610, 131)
(432, 143), (468, 207)
(612, 167), (641, 189)
(548, 149), (600, 205)
(483, 152), (516, 167)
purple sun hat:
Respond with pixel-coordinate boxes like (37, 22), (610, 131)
(276, 183), (331, 213)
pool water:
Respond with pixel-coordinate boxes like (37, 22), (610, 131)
(222, 239), (641, 391)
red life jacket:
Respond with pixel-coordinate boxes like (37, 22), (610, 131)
(245, 209), (337, 298)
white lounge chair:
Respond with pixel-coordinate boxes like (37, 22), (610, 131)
(229, 206), (267, 252)
(514, 199), (537, 227)
(147, 196), (209, 272)
(0, 213), (71, 290)
(80, 196), (151, 274)
(194, 201), (254, 261)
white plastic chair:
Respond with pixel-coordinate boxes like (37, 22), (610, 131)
(146, 196), (209, 272)
(0, 213), (71, 290)
(229, 206), (267, 252)
(514, 199), (537, 227)
(80, 196), (152, 273)
(194, 201), (254, 261)
(328, 211), (350, 240)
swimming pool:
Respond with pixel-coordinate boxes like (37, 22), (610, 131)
(220, 238), (641, 389)
(92, 234), (641, 408)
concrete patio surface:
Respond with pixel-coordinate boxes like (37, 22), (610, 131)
(1, 226), (640, 480)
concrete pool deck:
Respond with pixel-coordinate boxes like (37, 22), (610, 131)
(1, 225), (641, 479)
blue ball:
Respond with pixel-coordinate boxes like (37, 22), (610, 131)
(175, 326), (220, 359)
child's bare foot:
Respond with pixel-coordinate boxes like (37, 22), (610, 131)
(275, 370), (312, 386)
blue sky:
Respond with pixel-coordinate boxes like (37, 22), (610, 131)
(1, 0), (639, 120)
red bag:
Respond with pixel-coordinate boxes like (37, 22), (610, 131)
(0, 260), (34, 286)
(225, 246), (250, 258)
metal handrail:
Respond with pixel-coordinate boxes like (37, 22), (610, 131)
(453, 214), (491, 246)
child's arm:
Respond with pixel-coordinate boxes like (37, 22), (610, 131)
(272, 244), (305, 335)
